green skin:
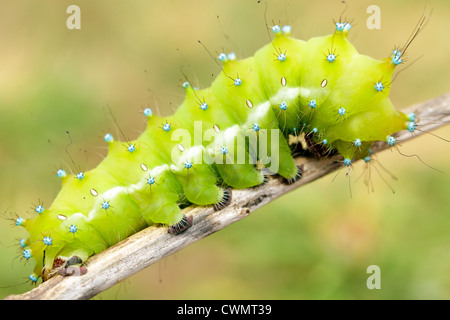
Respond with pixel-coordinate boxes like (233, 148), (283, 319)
(18, 23), (410, 282)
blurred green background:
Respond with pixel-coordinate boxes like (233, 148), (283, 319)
(0, 0), (449, 299)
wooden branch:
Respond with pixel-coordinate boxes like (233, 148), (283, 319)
(5, 92), (450, 300)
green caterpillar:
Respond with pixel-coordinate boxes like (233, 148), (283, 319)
(14, 18), (416, 285)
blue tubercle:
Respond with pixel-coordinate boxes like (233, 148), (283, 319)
(102, 201), (110, 210)
(69, 224), (78, 234)
(343, 158), (352, 167)
(28, 273), (38, 283)
(392, 55), (402, 65)
(279, 102), (287, 110)
(326, 54), (336, 62)
(23, 249), (32, 260)
(127, 144), (136, 152)
(335, 22), (345, 31)
(387, 136), (396, 146)
(56, 169), (66, 178)
(234, 78), (242, 86)
(143, 108), (152, 117)
(271, 25), (281, 34)
(218, 53), (227, 62)
(35, 205), (44, 214)
(227, 52), (236, 61)
(43, 237), (52, 246)
(338, 107), (346, 116)
(16, 217), (25, 226)
(375, 82), (385, 92)
(407, 122), (416, 133)
(308, 100), (317, 109)
(182, 81), (190, 89)
(147, 177), (155, 185)
(281, 25), (291, 34)
(163, 123), (171, 132)
(200, 102), (208, 111)
(354, 139), (362, 147)
(252, 123), (260, 132)
(104, 133), (114, 143)
(185, 161), (193, 169)
(392, 49), (402, 65)
(221, 147), (228, 155)
(277, 53), (286, 62)
(76, 172), (84, 180)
